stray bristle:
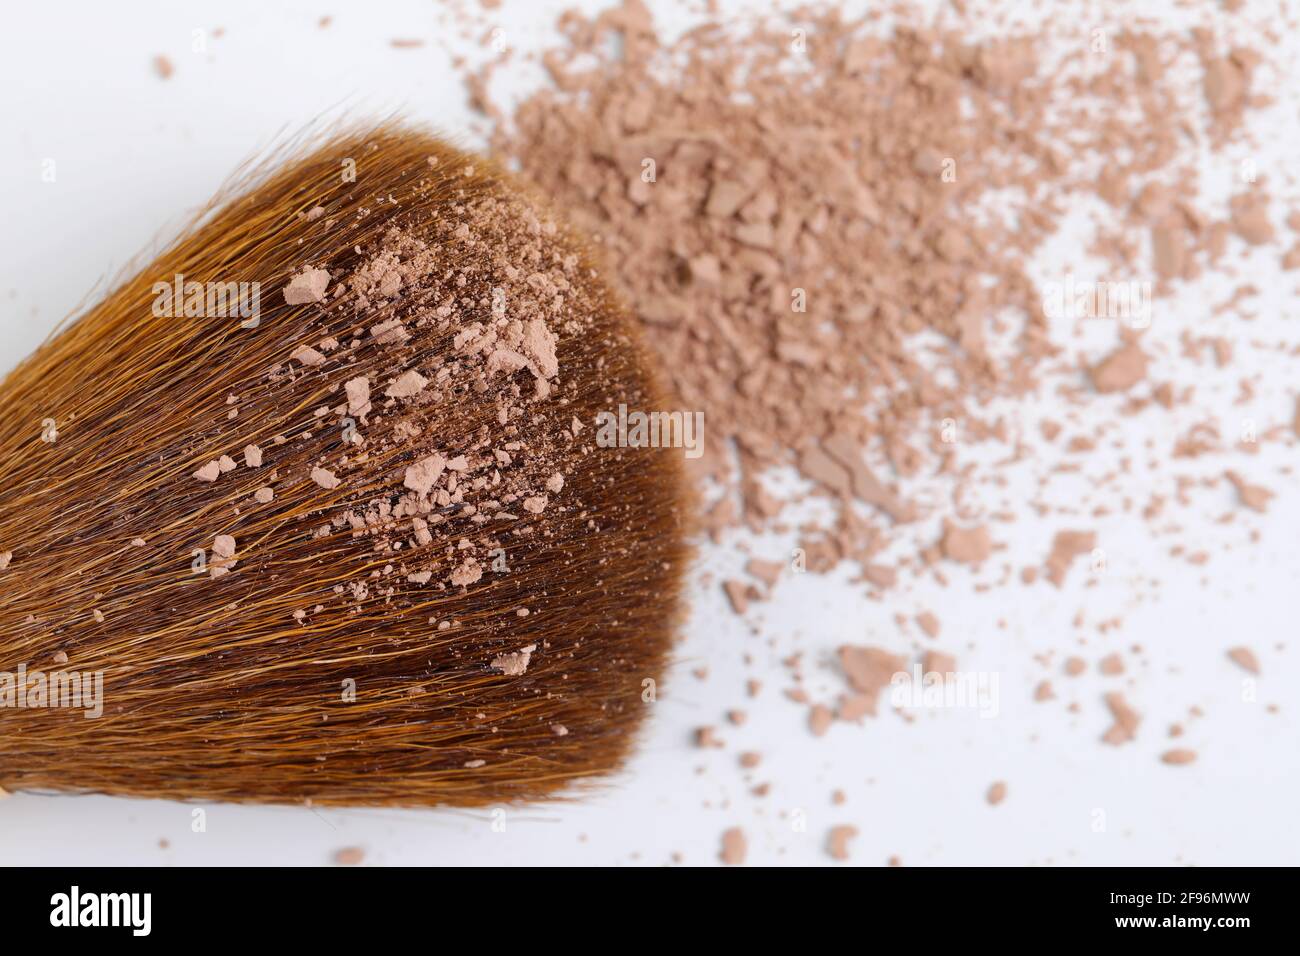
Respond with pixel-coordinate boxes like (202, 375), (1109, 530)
(0, 122), (691, 806)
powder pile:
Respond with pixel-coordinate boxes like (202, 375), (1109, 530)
(454, 0), (1295, 863)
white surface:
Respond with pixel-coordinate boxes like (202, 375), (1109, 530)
(1, 0), (1298, 866)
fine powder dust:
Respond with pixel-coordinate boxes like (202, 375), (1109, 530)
(447, 0), (1294, 863)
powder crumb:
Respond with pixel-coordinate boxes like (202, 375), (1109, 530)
(193, 460), (221, 482)
(344, 376), (372, 417)
(986, 781), (1008, 806)
(1225, 470), (1273, 513)
(450, 559), (482, 587)
(809, 704), (833, 737)
(1161, 749), (1197, 766)
(290, 345), (326, 367)
(491, 643), (536, 677)
(333, 847), (364, 866)
(551, 724), (569, 736)
(941, 521), (993, 564)
(827, 825), (858, 861)
(1226, 647), (1260, 674)
(254, 487), (274, 504)
(1102, 692), (1141, 746)
(243, 444), (263, 467)
(310, 467), (340, 490)
(283, 268), (331, 305)
(404, 454), (446, 494)
(153, 55), (173, 80)
(1089, 343), (1148, 393)
(386, 369), (428, 399)
(0, 551), (11, 572)
(720, 827), (747, 865)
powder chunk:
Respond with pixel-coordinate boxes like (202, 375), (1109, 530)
(290, 345), (327, 367)
(838, 645), (906, 717)
(333, 847), (364, 866)
(404, 454), (446, 494)
(0, 551), (11, 572)
(209, 534), (237, 579)
(310, 467), (340, 490)
(809, 704), (833, 737)
(491, 643), (536, 676)
(450, 559), (482, 587)
(254, 487), (274, 504)
(986, 781), (1007, 806)
(719, 827), (747, 865)
(243, 444), (263, 467)
(1225, 470), (1273, 513)
(344, 377), (372, 417)
(386, 369), (429, 399)
(522, 495), (548, 514)
(193, 460), (221, 482)
(1089, 343), (1147, 393)
(940, 521), (993, 564)
(1102, 692), (1140, 745)
(1161, 749), (1197, 766)
(1045, 530), (1096, 587)
(545, 472), (565, 493)
(1226, 646), (1259, 674)
(827, 825), (858, 861)
(283, 268), (331, 305)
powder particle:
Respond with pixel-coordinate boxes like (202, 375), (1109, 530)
(344, 376), (372, 417)
(1102, 692), (1141, 746)
(838, 645), (906, 718)
(1161, 749), (1197, 766)
(386, 369), (428, 399)
(1226, 647), (1260, 675)
(1045, 531), (1097, 587)
(1098, 653), (1124, 677)
(153, 55), (173, 80)
(450, 559), (482, 587)
(283, 267), (331, 305)
(986, 781), (1007, 806)
(827, 825), (858, 861)
(254, 487), (274, 504)
(310, 467), (340, 490)
(243, 444), (263, 467)
(1089, 343), (1148, 394)
(719, 827), (747, 865)
(916, 612), (941, 639)
(941, 522), (993, 565)
(1225, 470), (1273, 513)
(809, 704), (833, 737)
(333, 847), (364, 866)
(290, 345), (326, 367)
(192, 460), (221, 482)
(404, 454), (446, 494)
(209, 534), (237, 580)
(491, 643), (536, 677)
(0, 551), (11, 572)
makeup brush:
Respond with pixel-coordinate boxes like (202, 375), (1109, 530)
(0, 123), (691, 807)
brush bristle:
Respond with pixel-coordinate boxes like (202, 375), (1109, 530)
(0, 123), (691, 806)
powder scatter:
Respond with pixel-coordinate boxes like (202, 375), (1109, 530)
(719, 827), (747, 865)
(491, 643), (536, 677)
(1226, 647), (1260, 675)
(283, 267), (332, 305)
(827, 825), (858, 861)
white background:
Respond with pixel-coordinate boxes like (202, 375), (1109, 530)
(1, 0), (1298, 866)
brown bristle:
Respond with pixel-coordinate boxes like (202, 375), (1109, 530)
(0, 123), (691, 806)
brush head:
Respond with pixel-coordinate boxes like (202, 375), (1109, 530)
(0, 124), (690, 806)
